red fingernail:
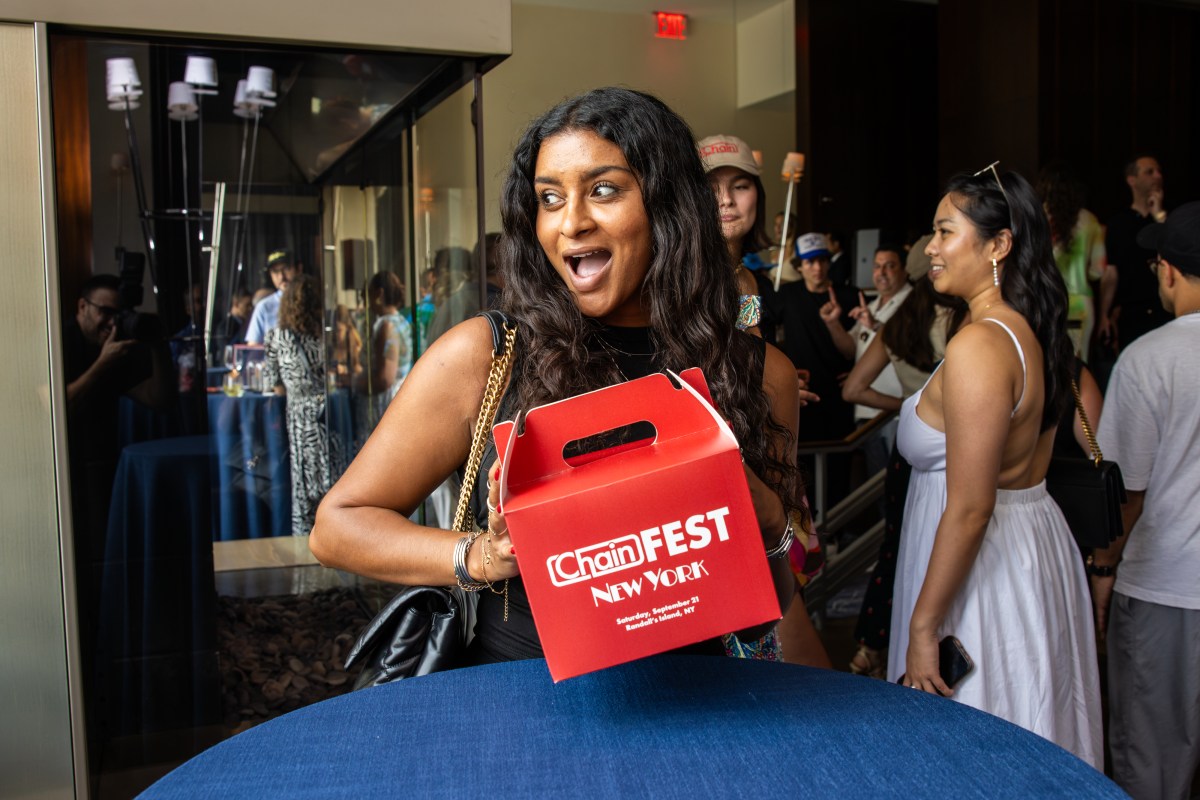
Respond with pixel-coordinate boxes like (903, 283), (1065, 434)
(509, 546), (517, 556)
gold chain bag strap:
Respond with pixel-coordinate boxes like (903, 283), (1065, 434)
(1045, 376), (1127, 550)
(345, 311), (516, 688)
(452, 317), (517, 531)
(451, 314), (517, 620)
(1069, 378), (1102, 466)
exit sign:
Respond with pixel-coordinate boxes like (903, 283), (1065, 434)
(654, 12), (687, 40)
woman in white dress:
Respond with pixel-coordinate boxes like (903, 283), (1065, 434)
(887, 166), (1103, 768)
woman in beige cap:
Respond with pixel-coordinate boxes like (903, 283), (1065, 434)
(698, 134), (769, 335)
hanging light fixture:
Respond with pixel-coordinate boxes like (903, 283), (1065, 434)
(166, 81), (199, 121)
(105, 55), (158, 294)
(105, 57), (143, 109)
(183, 55), (218, 95)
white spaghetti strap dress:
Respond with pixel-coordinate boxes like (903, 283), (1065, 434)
(886, 319), (1103, 769)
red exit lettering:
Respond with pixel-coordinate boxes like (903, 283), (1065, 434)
(654, 12), (687, 40)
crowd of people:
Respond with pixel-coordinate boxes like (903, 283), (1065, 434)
(67, 83), (1196, 795)
(305, 88), (1198, 794)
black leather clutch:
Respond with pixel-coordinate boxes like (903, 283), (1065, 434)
(1046, 456), (1127, 550)
(1046, 377), (1128, 551)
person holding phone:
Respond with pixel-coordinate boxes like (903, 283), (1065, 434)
(887, 167), (1102, 768)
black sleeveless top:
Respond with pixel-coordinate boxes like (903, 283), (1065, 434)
(469, 324), (767, 664)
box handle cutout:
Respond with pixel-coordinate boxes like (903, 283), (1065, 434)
(563, 420), (657, 468)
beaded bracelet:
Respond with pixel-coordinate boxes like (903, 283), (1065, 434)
(764, 515), (795, 559)
(453, 530), (488, 591)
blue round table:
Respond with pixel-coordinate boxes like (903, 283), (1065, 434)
(100, 435), (220, 738)
(208, 389), (356, 540)
(140, 656), (1124, 798)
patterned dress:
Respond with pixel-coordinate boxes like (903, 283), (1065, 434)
(355, 311), (414, 449)
(264, 328), (344, 536)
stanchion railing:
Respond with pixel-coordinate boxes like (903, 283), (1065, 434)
(796, 410), (897, 626)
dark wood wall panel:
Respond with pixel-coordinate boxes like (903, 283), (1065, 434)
(799, 0), (1199, 241)
(50, 36), (93, 320)
(1039, 0), (1198, 220)
(937, 0), (1042, 183)
(802, 0), (938, 241)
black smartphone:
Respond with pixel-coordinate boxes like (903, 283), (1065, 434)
(896, 635), (974, 691)
(938, 635), (974, 689)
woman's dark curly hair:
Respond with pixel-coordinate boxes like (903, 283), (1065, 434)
(881, 277), (967, 373)
(945, 170), (1073, 431)
(498, 87), (798, 508)
(279, 274), (323, 339)
(1036, 163), (1084, 250)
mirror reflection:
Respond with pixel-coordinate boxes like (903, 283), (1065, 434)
(53, 30), (486, 796)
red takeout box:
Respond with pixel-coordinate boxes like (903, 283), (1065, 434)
(492, 368), (781, 682)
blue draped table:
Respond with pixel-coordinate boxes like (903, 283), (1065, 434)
(208, 390), (355, 540)
(141, 656), (1124, 798)
(100, 435), (221, 737)
(207, 367), (230, 388)
(208, 392), (291, 539)
(117, 395), (180, 451)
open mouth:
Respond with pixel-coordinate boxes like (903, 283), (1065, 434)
(567, 249), (612, 279)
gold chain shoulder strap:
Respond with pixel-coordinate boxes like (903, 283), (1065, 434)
(451, 319), (517, 533)
(1069, 377), (1102, 467)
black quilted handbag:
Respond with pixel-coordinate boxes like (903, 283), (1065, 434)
(1045, 379), (1127, 550)
(345, 310), (515, 688)
(345, 585), (477, 689)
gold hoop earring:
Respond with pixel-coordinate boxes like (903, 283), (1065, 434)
(992, 258), (1000, 287)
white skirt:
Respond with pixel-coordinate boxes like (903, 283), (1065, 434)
(888, 474), (1104, 770)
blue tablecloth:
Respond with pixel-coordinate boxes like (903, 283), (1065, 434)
(100, 435), (220, 737)
(141, 656), (1124, 798)
(208, 390), (355, 540)
(207, 367), (230, 389)
(117, 395), (181, 451)
(208, 393), (291, 539)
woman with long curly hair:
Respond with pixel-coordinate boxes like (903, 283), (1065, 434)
(310, 87), (802, 664)
(887, 168), (1102, 766)
(264, 274), (343, 535)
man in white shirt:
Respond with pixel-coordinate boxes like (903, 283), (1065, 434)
(245, 250), (298, 345)
(1092, 201), (1200, 799)
(821, 245), (912, 479)
(847, 246), (911, 424)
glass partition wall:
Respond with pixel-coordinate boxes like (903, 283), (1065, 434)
(49, 28), (491, 797)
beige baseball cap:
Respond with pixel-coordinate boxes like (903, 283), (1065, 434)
(697, 135), (760, 177)
(906, 234), (933, 280)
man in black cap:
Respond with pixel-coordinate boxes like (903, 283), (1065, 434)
(1091, 201), (1200, 798)
(245, 249), (299, 345)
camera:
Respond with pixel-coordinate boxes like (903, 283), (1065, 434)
(115, 308), (163, 342)
(114, 247), (163, 343)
